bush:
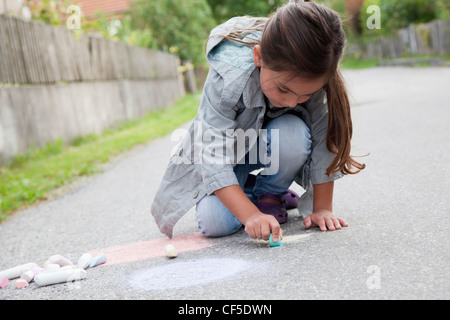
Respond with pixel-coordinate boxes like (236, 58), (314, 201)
(360, 0), (440, 38)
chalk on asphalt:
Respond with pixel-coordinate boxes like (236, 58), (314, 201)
(0, 262), (38, 280)
(165, 244), (178, 259)
(34, 269), (87, 287)
(20, 270), (35, 283)
(0, 277), (9, 289)
(60, 265), (78, 271)
(89, 253), (106, 268)
(77, 253), (92, 269)
(269, 234), (283, 247)
(45, 254), (73, 267)
(45, 263), (60, 272)
(15, 278), (29, 289)
(31, 266), (45, 275)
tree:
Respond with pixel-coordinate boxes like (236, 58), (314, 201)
(359, 0), (440, 37)
(206, 0), (286, 23)
(128, 0), (216, 67)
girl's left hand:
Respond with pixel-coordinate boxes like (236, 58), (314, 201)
(303, 209), (348, 232)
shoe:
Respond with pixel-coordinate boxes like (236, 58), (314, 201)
(257, 193), (288, 224)
(244, 174), (300, 210)
(283, 189), (299, 209)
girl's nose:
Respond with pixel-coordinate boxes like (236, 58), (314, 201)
(286, 97), (299, 108)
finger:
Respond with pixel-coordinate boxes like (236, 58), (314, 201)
(303, 216), (311, 228)
(325, 218), (335, 231)
(338, 217), (348, 227)
(255, 224), (263, 240)
(261, 222), (271, 240)
(318, 218), (327, 232)
(244, 225), (256, 239)
(270, 222), (281, 242)
(332, 217), (341, 229)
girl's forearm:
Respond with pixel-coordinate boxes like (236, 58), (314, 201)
(313, 180), (334, 212)
(214, 185), (261, 224)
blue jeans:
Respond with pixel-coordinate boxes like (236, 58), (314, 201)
(195, 114), (312, 237)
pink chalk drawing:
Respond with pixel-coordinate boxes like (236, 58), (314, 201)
(89, 232), (215, 266)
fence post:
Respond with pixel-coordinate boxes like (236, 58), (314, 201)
(181, 60), (198, 94)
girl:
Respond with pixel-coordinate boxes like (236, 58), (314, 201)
(151, 0), (365, 241)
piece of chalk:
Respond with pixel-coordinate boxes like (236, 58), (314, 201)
(0, 262), (38, 280)
(165, 244), (178, 258)
(60, 265), (78, 271)
(45, 263), (60, 272)
(0, 277), (9, 289)
(15, 278), (29, 289)
(31, 266), (45, 275)
(269, 234), (283, 247)
(77, 253), (92, 269)
(34, 269), (87, 287)
(89, 253), (106, 268)
(45, 254), (73, 267)
(20, 270), (35, 283)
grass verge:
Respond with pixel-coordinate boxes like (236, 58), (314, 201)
(0, 92), (201, 223)
(341, 58), (380, 69)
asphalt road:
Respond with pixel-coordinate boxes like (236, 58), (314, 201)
(1, 67), (449, 300)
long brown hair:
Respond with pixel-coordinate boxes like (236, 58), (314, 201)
(210, 0), (365, 176)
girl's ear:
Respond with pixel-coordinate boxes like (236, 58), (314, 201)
(254, 45), (263, 67)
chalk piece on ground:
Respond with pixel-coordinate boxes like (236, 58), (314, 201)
(165, 244), (178, 259)
(60, 265), (77, 271)
(45, 254), (73, 267)
(34, 269), (87, 287)
(0, 262), (38, 280)
(45, 263), (60, 272)
(0, 277), (9, 288)
(20, 270), (35, 283)
(15, 278), (29, 289)
(269, 234), (284, 247)
(77, 253), (92, 269)
(89, 253), (106, 268)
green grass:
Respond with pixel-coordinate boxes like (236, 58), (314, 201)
(0, 93), (201, 223)
(341, 54), (450, 69)
(341, 58), (380, 69)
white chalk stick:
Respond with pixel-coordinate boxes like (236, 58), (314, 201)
(77, 253), (92, 269)
(31, 266), (45, 275)
(34, 269), (87, 287)
(165, 244), (178, 258)
(89, 253), (106, 268)
(20, 270), (35, 283)
(60, 265), (77, 271)
(0, 262), (38, 280)
(45, 254), (73, 267)
(44, 263), (60, 272)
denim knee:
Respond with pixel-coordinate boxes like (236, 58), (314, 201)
(195, 195), (243, 237)
(267, 114), (311, 165)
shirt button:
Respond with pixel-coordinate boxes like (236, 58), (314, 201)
(192, 190), (199, 199)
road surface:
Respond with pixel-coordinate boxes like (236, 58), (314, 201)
(1, 67), (449, 300)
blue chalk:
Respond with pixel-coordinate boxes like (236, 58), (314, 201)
(269, 234), (283, 247)
(89, 253), (107, 267)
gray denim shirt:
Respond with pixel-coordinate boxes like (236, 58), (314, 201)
(151, 17), (343, 238)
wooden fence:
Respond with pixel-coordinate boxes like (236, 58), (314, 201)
(350, 20), (450, 60)
(0, 14), (179, 84)
(0, 14), (185, 165)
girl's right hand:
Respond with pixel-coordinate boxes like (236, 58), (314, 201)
(244, 212), (283, 242)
